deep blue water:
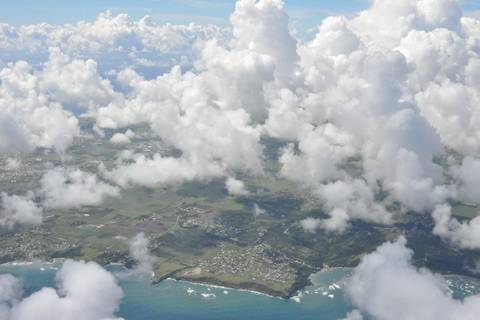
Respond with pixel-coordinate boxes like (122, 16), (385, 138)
(1, 262), (480, 320)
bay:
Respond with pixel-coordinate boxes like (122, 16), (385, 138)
(1, 263), (479, 320)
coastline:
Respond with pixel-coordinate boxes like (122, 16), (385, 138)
(168, 274), (308, 299)
(165, 278), (280, 299)
(0, 258), (313, 299)
(4, 258), (479, 301)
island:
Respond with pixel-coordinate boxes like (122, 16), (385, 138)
(1, 121), (480, 299)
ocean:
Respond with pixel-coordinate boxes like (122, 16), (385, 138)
(1, 262), (479, 320)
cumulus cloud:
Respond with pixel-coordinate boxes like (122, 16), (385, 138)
(300, 217), (322, 233)
(299, 179), (392, 233)
(0, 13), (227, 155)
(0, 0), (479, 237)
(344, 237), (480, 320)
(230, 0), (298, 85)
(40, 167), (120, 209)
(0, 274), (22, 319)
(450, 157), (480, 204)
(0, 11), (227, 72)
(267, 0), (480, 231)
(94, 0), (304, 187)
(104, 152), (225, 188)
(5, 158), (21, 170)
(0, 193), (42, 228)
(253, 203), (267, 218)
(41, 48), (120, 112)
(432, 204), (480, 249)
(225, 177), (249, 196)
(127, 232), (154, 277)
(96, 63), (265, 188)
(279, 124), (355, 187)
(1, 260), (124, 320)
(81, 0), (480, 234)
(0, 61), (80, 154)
(110, 129), (135, 145)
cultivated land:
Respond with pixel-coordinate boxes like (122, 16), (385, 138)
(1, 120), (480, 298)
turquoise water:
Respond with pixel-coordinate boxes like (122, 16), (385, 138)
(116, 268), (352, 320)
(1, 263), (480, 320)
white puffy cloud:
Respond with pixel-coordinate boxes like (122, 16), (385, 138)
(225, 177), (249, 196)
(450, 157), (480, 204)
(40, 48), (120, 112)
(94, 0), (480, 233)
(94, 0), (305, 187)
(0, 193), (42, 228)
(127, 233), (154, 277)
(110, 133), (130, 145)
(97, 61), (265, 182)
(253, 203), (267, 218)
(344, 237), (480, 320)
(104, 152), (225, 188)
(230, 0), (298, 85)
(279, 124), (356, 187)
(110, 130), (135, 145)
(416, 81), (480, 155)
(268, 0), (480, 231)
(0, 45), (131, 154)
(2, 260), (124, 320)
(432, 204), (480, 249)
(0, 0), (480, 237)
(263, 88), (310, 140)
(295, 43), (450, 216)
(350, 0), (461, 50)
(0, 61), (80, 154)
(40, 167), (120, 209)
(316, 179), (392, 233)
(316, 16), (360, 56)
(300, 217), (322, 233)
(0, 274), (22, 320)
(0, 12), (227, 72)
(5, 158), (21, 170)
(0, 12), (227, 156)
(430, 158), (480, 250)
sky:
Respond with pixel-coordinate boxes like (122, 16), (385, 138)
(0, 0), (368, 26)
(0, 0), (420, 30)
(1, 0), (478, 34)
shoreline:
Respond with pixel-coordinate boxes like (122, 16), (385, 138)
(3, 259), (480, 300)
(169, 275), (301, 299)
(165, 278), (280, 299)
(0, 258), (314, 299)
